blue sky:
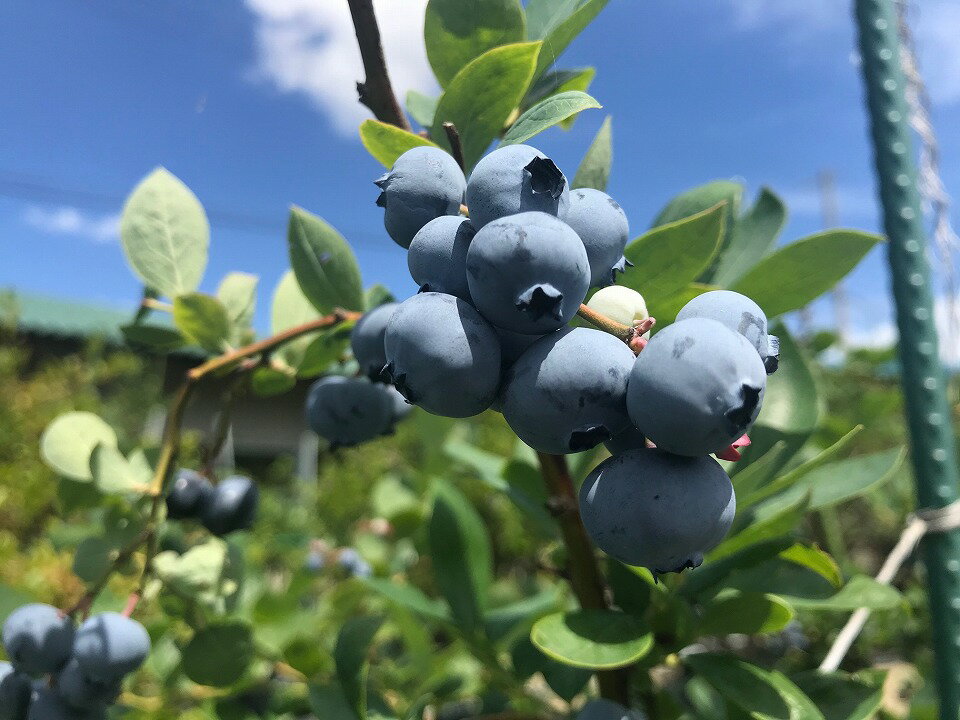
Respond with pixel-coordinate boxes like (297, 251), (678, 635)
(2, 0), (959, 356)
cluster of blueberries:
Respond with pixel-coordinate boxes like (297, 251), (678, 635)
(165, 470), (259, 536)
(306, 143), (779, 573)
(0, 604), (150, 719)
(305, 371), (412, 448)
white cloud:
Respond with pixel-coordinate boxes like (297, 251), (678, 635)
(847, 294), (960, 366)
(22, 205), (120, 243)
(245, 0), (436, 135)
(721, 0), (960, 105)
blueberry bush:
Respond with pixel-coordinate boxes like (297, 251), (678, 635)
(0, 1), (917, 718)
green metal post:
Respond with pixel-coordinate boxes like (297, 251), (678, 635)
(854, 0), (960, 714)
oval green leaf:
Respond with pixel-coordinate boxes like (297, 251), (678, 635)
(432, 42), (541, 170)
(172, 292), (231, 353)
(120, 323), (185, 352)
(335, 616), (384, 719)
(709, 187), (787, 288)
(40, 411), (118, 481)
(528, 0), (610, 77)
(406, 89), (438, 128)
(572, 115), (612, 191)
(530, 609), (653, 669)
(182, 621), (254, 687)
(501, 90), (601, 145)
(425, 0), (526, 87)
(288, 206), (364, 315)
(217, 272), (258, 330)
(732, 229), (883, 318)
(120, 167), (209, 299)
(697, 591), (794, 636)
(359, 119), (441, 168)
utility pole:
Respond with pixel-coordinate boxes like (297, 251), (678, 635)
(817, 170), (850, 347)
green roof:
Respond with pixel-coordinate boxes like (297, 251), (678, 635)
(6, 291), (133, 343)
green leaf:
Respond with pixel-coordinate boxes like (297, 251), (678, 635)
(120, 323), (185, 352)
(72, 537), (114, 583)
(363, 578), (451, 624)
(740, 425), (865, 509)
(715, 493), (809, 559)
(751, 448), (906, 522)
(571, 115), (612, 191)
(335, 616), (384, 720)
(429, 482), (493, 631)
(309, 682), (358, 720)
(501, 90), (601, 145)
(525, 66), (595, 107)
(298, 326), (353, 378)
(288, 206), (364, 314)
(732, 230), (883, 318)
(786, 575), (903, 611)
(739, 323), (818, 469)
(681, 537), (794, 600)
(779, 543), (843, 588)
(511, 636), (591, 701)
(424, 0), (526, 87)
(530, 609), (653, 669)
(364, 284), (396, 310)
(182, 621), (254, 687)
(529, 0), (610, 77)
(697, 591), (794, 636)
(250, 366), (296, 397)
(271, 270), (321, 369)
(359, 119), (442, 168)
(653, 180), (741, 228)
(406, 90), (438, 128)
(619, 203), (726, 309)
(217, 272), (258, 331)
(90, 444), (147, 494)
(710, 187), (787, 288)
(120, 167), (209, 299)
(432, 42), (541, 170)
(152, 538), (230, 600)
(0, 583), (34, 626)
(484, 588), (563, 643)
(40, 411), (118, 482)
(791, 671), (885, 720)
(685, 654), (825, 720)
(172, 292), (231, 353)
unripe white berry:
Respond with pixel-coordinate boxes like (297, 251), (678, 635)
(587, 286), (649, 337)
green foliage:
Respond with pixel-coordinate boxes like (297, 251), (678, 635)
(530, 610), (653, 669)
(572, 115), (612, 191)
(500, 90), (601, 145)
(288, 206), (365, 315)
(359, 120), (441, 168)
(173, 292), (232, 353)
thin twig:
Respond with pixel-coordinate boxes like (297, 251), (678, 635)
(576, 304), (636, 342)
(443, 122), (466, 171)
(345, 0), (411, 130)
(536, 452), (631, 704)
(64, 528), (153, 617)
(140, 297), (173, 313)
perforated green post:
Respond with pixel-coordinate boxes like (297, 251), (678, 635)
(854, 0), (960, 714)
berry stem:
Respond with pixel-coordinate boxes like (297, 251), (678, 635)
(442, 122), (466, 172)
(576, 303), (645, 342)
(345, 0), (412, 131)
(63, 527), (153, 618)
(536, 452), (631, 704)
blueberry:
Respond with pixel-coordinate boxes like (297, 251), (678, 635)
(200, 476), (259, 537)
(579, 449), (736, 573)
(560, 188), (630, 287)
(500, 328), (635, 454)
(577, 699), (647, 720)
(2, 604), (74, 675)
(165, 469), (213, 520)
(53, 658), (120, 711)
(602, 424), (648, 455)
(306, 376), (393, 447)
(383, 293), (501, 418)
(73, 613), (149, 683)
(28, 685), (104, 720)
(466, 212), (589, 334)
(379, 383), (413, 431)
(626, 318), (766, 456)
(675, 290), (780, 373)
(0, 661), (31, 720)
(586, 286), (649, 332)
(465, 145), (570, 229)
(305, 552), (325, 573)
(496, 327), (550, 371)
(375, 147), (465, 248)
(407, 216), (475, 300)
(350, 303), (398, 381)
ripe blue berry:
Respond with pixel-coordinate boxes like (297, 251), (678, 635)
(466, 212), (589, 334)
(500, 328), (635, 454)
(561, 188), (630, 287)
(53, 659), (121, 711)
(407, 216), (475, 300)
(380, 384), (413, 429)
(0, 661), (31, 720)
(496, 327), (550, 371)
(603, 425), (648, 455)
(73, 613), (149, 683)
(375, 147), (465, 248)
(306, 376), (393, 447)
(165, 469), (213, 520)
(675, 290), (780, 373)
(350, 303), (398, 381)
(579, 449), (736, 573)
(200, 476), (259, 537)
(626, 318), (766, 456)
(28, 685), (104, 720)
(577, 699), (646, 720)
(383, 293), (501, 418)
(2, 604), (74, 675)
(465, 145), (570, 229)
